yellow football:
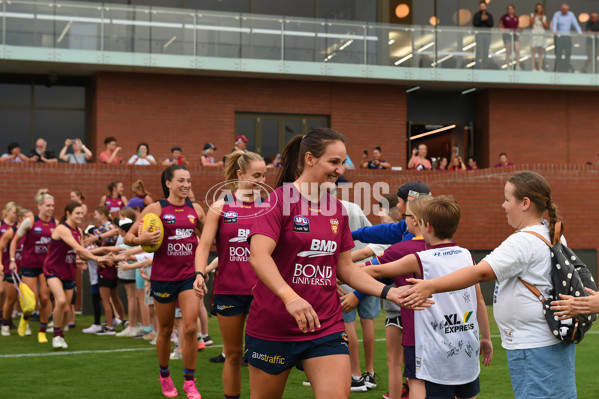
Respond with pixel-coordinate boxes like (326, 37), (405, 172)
(139, 212), (164, 253)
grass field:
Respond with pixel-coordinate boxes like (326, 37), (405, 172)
(1, 307), (597, 399)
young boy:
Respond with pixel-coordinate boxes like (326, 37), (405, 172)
(364, 196), (493, 399)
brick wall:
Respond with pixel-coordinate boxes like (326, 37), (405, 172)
(92, 72), (407, 169)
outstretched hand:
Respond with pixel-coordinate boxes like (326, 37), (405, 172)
(399, 278), (435, 309)
(388, 285), (435, 310)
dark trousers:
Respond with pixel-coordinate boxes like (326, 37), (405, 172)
(554, 35), (572, 72)
(475, 32), (491, 69)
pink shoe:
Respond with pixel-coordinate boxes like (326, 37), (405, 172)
(159, 375), (178, 397)
(183, 379), (201, 399)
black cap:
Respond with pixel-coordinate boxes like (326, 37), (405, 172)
(113, 217), (134, 232)
(204, 143), (216, 151)
(397, 181), (431, 202)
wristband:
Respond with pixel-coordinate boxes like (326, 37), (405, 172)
(195, 271), (205, 279)
(278, 286), (300, 306)
(10, 258), (16, 262)
(380, 285), (391, 300)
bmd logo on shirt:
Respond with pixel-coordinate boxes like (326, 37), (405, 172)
(293, 215), (310, 232)
(163, 214), (176, 224)
(224, 211), (238, 223)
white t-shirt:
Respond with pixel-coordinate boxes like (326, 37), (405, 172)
(128, 155), (156, 165)
(339, 200), (372, 294)
(484, 223), (564, 350)
(135, 252), (153, 278)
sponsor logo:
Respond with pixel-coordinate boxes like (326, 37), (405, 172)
(229, 229), (250, 261)
(292, 263), (333, 286)
(293, 215), (310, 233)
(154, 291), (170, 299)
(163, 214), (176, 224)
(341, 332), (348, 342)
(441, 311), (476, 334)
(224, 211), (238, 223)
(34, 227), (43, 234)
(251, 352), (285, 365)
(297, 239), (337, 258)
(167, 242), (194, 257)
(330, 218), (339, 235)
(168, 228), (194, 241)
(229, 228), (250, 243)
(187, 214), (196, 225)
(433, 249), (463, 257)
(216, 304), (236, 310)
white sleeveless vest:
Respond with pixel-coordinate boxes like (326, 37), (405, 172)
(415, 245), (480, 385)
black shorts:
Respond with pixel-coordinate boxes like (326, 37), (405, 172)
(119, 278), (136, 285)
(244, 331), (349, 375)
(98, 276), (118, 289)
(211, 294), (253, 316)
(3, 272), (18, 283)
(404, 345), (416, 379)
(425, 377), (480, 399)
(46, 275), (77, 290)
(21, 267), (43, 278)
(385, 315), (403, 329)
(151, 277), (194, 304)
(71, 287), (77, 305)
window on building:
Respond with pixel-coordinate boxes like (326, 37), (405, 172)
(235, 113), (329, 157)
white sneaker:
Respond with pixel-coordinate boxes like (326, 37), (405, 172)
(116, 326), (137, 337)
(25, 324), (32, 336)
(1, 325), (9, 336)
(82, 324), (103, 334)
(113, 317), (123, 328)
(170, 349), (182, 360)
(52, 336), (68, 349)
(47, 321), (54, 333)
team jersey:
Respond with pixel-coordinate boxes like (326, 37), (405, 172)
(20, 216), (56, 269)
(105, 196), (125, 214)
(365, 237), (426, 347)
(414, 243), (479, 385)
(0, 221), (16, 268)
(43, 223), (81, 281)
(213, 194), (260, 295)
(246, 184), (354, 342)
(152, 199), (199, 281)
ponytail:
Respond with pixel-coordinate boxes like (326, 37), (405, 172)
(107, 181), (120, 196)
(546, 199), (559, 244)
(35, 189), (53, 205)
(161, 164), (188, 198)
(276, 136), (303, 188)
(60, 201), (82, 224)
(225, 151), (265, 190)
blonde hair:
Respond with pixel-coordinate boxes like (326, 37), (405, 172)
(224, 151), (265, 190)
(120, 207), (137, 222)
(419, 195), (461, 240)
(2, 202), (17, 219)
(132, 179), (151, 196)
(18, 207), (31, 218)
(406, 195), (433, 222)
(35, 189), (54, 205)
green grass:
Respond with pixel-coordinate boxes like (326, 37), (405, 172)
(2, 307), (597, 398)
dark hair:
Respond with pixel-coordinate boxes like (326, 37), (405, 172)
(468, 156), (477, 163)
(104, 136), (117, 146)
(420, 195), (461, 240)
(507, 4), (515, 10)
(107, 181), (121, 196)
(499, 152), (508, 157)
(380, 193), (399, 211)
(171, 146), (182, 153)
(71, 188), (85, 201)
(508, 171), (559, 242)
(61, 201), (82, 223)
(137, 142), (150, 155)
(95, 205), (110, 219)
(161, 165), (189, 198)
(275, 128), (346, 188)
(7, 142), (20, 153)
(374, 146), (382, 152)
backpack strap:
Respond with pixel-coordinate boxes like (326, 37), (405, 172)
(520, 230), (552, 247)
(518, 229), (552, 303)
(552, 221), (564, 246)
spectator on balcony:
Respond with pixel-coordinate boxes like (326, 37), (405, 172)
(551, 3), (582, 73)
(448, 156), (467, 171)
(29, 138), (58, 163)
(0, 142), (32, 163)
(408, 144), (432, 171)
(162, 146), (188, 167)
(494, 152), (514, 168)
(467, 156), (480, 170)
(435, 156), (448, 171)
(201, 143), (224, 168)
(361, 146), (392, 170)
(473, 1), (494, 69)
(59, 138), (92, 164)
(233, 135), (249, 153)
(499, 4), (521, 70)
(128, 142), (156, 166)
(98, 136), (122, 164)
(582, 12), (599, 73)
(530, 3), (548, 71)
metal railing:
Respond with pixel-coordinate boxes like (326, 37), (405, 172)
(1, 0), (597, 74)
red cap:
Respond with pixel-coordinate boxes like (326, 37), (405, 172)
(235, 135), (249, 143)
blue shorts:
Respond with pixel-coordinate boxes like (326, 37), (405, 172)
(341, 292), (381, 323)
(151, 277), (194, 304)
(244, 331), (350, 375)
(507, 342), (576, 399)
(91, 283), (99, 295)
(135, 269), (145, 290)
(425, 377), (480, 399)
(404, 345), (416, 379)
(211, 294), (253, 316)
(21, 267), (43, 278)
(46, 275), (77, 290)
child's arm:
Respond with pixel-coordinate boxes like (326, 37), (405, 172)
(205, 257), (218, 274)
(364, 254), (421, 280)
(475, 283), (493, 366)
(117, 258), (152, 271)
(350, 247), (375, 262)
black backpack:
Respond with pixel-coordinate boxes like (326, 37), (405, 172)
(519, 222), (598, 344)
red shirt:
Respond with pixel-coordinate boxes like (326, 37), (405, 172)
(500, 14), (519, 30)
(44, 223), (81, 281)
(98, 151), (121, 164)
(21, 216), (56, 269)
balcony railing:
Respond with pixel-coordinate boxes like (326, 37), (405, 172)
(1, 0), (598, 79)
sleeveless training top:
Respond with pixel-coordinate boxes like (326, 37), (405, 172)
(105, 196), (125, 214)
(152, 199), (199, 281)
(44, 223), (81, 281)
(1, 221), (16, 267)
(414, 243), (480, 385)
(20, 216), (56, 269)
(213, 194), (260, 295)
